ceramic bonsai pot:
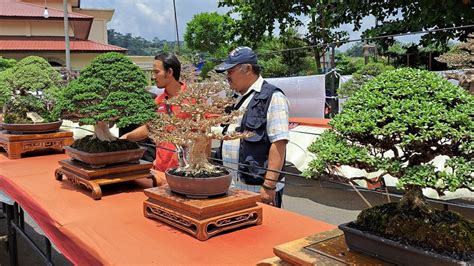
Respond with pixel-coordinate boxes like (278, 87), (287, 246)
(165, 170), (232, 198)
(64, 146), (146, 166)
(1, 120), (63, 134)
(338, 222), (473, 266)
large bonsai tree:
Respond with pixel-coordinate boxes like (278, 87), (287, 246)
(0, 56), (61, 124)
(305, 68), (473, 259)
(337, 62), (394, 98)
(147, 70), (251, 176)
(54, 52), (156, 141)
(436, 33), (473, 94)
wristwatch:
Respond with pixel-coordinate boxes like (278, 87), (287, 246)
(261, 183), (276, 190)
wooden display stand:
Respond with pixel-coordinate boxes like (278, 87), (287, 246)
(143, 186), (263, 241)
(55, 159), (157, 200)
(257, 229), (392, 265)
(0, 130), (73, 159)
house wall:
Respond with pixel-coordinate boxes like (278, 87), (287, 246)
(0, 52), (100, 70)
(73, 9), (114, 43)
(0, 21), (74, 37)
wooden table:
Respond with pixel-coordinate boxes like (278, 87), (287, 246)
(0, 154), (336, 265)
(258, 229), (392, 265)
(0, 130), (73, 159)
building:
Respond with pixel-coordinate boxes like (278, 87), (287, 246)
(0, 0), (126, 70)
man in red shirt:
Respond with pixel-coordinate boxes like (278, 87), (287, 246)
(120, 53), (186, 184)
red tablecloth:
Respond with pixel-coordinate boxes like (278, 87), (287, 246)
(0, 154), (334, 265)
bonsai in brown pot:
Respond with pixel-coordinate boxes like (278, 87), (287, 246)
(147, 70), (252, 198)
(305, 68), (473, 265)
(0, 56), (62, 133)
(53, 52), (156, 166)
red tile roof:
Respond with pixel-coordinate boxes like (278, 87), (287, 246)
(0, 37), (127, 52)
(0, 1), (92, 19)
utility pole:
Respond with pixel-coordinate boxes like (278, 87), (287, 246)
(64, 0), (71, 70)
(172, 0), (180, 52)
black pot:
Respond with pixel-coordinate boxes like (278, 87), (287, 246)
(338, 222), (474, 266)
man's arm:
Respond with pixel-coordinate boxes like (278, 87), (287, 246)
(262, 139), (287, 189)
(119, 125), (149, 141)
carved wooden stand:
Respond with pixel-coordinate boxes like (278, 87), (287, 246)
(0, 130), (73, 159)
(143, 186), (263, 241)
(257, 229), (391, 265)
(55, 159), (157, 200)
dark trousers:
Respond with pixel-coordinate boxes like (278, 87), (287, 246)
(275, 187), (284, 208)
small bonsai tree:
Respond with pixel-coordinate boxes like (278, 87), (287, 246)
(54, 52), (156, 143)
(1, 56), (61, 124)
(305, 68), (473, 260)
(147, 69), (251, 176)
(436, 33), (473, 94)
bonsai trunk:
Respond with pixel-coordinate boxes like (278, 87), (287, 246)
(184, 136), (214, 173)
(93, 121), (116, 142)
(398, 185), (433, 214)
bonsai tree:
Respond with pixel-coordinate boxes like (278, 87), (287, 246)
(1, 56), (61, 124)
(436, 33), (473, 94)
(337, 62), (394, 98)
(147, 69), (251, 176)
(305, 68), (473, 260)
(54, 52), (156, 144)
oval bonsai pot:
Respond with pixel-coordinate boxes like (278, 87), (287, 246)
(64, 146), (146, 166)
(1, 120), (63, 134)
(165, 170), (232, 198)
(338, 222), (473, 266)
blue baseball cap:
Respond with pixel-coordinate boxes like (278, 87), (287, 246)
(215, 46), (258, 73)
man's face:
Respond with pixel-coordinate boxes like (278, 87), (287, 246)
(152, 60), (170, 88)
(226, 64), (248, 94)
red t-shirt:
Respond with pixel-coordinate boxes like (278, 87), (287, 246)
(153, 83), (189, 172)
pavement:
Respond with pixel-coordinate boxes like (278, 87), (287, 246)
(1, 174), (473, 265)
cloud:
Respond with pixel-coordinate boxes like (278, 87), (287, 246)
(81, 0), (228, 41)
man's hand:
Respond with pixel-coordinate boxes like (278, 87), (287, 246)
(260, 187), (276, 206)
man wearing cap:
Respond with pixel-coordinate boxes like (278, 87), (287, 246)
(215, 47), (290, 208)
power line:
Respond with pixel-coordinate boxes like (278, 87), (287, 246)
(256, 24), (474, 56)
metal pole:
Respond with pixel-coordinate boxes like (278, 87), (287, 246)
(64, 0), (71, 70)
(172, 0), (180, 52)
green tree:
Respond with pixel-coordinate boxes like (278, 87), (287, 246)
(0, 57), (16, 72)
(335, 0), (473, 50)
(184, 12), (234, 56)
(218, 0), (348, 73)
(305, 68), (473, 258)
(54, 52), (156, 141)
(338, 62), (394, 97)
(2, 56), (61, 124)
(257, 29), (314, 77)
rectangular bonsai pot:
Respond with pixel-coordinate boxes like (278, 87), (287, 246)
(338, 222), (473, 266)
(64, 146), (146, 166)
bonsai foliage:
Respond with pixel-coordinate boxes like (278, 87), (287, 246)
(306, 68), (472, 201)
(305, 68), (473, 258)
(147, 69), (251, 176)
(436, 33), (473, 94)
(337, 62), (394, 97)
(54, 52), (156, 141)
(1, 56), (61, 124)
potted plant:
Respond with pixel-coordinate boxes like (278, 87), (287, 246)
(0, 56), (62, 133)
(146, 70), (251, 198)
(305, 68), (473, 264)
(53, 52), (156, 165)
(436, 33), (473, 94)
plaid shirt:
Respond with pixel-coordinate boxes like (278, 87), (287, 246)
(222, 76), (290, 192)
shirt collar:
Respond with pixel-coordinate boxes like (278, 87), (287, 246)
(241, 75), (263, 97)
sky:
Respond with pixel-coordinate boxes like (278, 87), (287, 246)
(81, 0), (419, 51)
